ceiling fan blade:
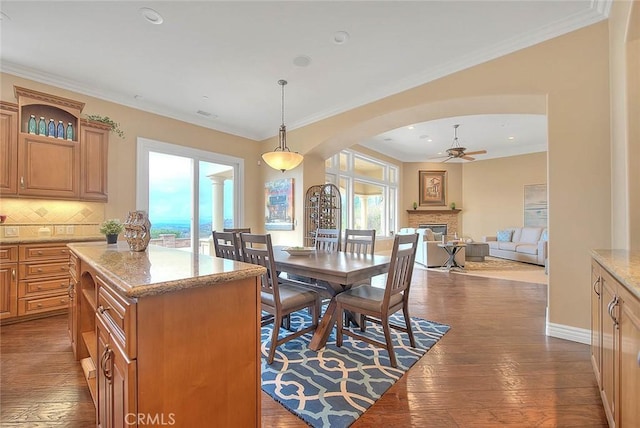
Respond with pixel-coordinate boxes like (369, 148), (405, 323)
(426, 155), (450, 160)
(461, 155), (476, 161)
(442, 156), (454, 163)
(464, 150), (487, 156)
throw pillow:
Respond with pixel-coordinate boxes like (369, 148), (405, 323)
(423, 228), (435, 241)
(496, 229), (513, 242)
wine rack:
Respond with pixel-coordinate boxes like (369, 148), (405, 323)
(303, 184), (342, 247)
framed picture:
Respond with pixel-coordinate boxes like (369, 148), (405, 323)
(524, 184), (548, 227)
(419, 170), (446, 206)
(265, 178), (294, 230)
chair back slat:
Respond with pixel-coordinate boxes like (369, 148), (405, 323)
(384, 233), (419, 302)
(343, 229), (376, 256)
(212, 231), (241, 261)
(239, 233), (279, 300)
(315, 228), (341, 252)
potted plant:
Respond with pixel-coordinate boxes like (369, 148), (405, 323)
(412, 201), (418, 210)
(100, 219), (124, 244)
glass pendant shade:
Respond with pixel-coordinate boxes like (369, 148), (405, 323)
(262, 80), (304, 172)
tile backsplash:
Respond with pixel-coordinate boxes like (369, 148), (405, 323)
(0, 198), (105, 237)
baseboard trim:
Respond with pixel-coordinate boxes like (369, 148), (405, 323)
(546, 322), (591, 345)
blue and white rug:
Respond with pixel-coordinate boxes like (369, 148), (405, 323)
(261, 310), (450, 427)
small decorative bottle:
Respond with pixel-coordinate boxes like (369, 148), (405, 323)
(48, 119), (56, 138)
(57, 121), (65, 139)
(28, 115), (37, 134)
(66, 122), (74, 141)
(38, 117), (46, 136)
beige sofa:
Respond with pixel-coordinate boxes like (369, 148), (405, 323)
(399, 228), (465, 268)
(482, 227), (548, 266)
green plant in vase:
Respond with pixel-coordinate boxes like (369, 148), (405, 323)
(413, 202), (418, 210)
(100, 219), (124, 244)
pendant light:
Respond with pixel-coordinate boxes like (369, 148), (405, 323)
(262, 79), (304, 172)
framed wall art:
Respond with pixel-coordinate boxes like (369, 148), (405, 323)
(419, 170), (447, 206)
(265, 178), (294, 230)
(524, 183), (548, 227)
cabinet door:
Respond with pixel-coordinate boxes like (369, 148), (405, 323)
(80, 124), (109, 201)
(0, 263), (18, 319)
(601, 271), (618, 427)
(618, 287), (640, 427)
(0, 104), (18, 196)
(68, 279), (77, 355)
(97, 313), (137, 428)
(17, 134), (79, 198)
(591, 260), (602, 387)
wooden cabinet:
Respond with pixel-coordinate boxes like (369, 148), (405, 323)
(0, 245), (18, 319)
(591, 256), (640, 427)
(3, 86), (109, 201)
(17, 134), (80, 198)
(80, 120), (110, 201)
(17, 243), (71, 317)
(71, 244), (261, 427)
(0, 102), (18, 195)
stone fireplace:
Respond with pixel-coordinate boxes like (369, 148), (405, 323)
(406, 209), (460, 236)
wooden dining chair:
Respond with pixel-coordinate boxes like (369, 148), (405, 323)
(335, 233), (419, 368)
(315, 228), (341, 252)
(212, 230), (241, 261)
(240, 233), (320, 364)
(343, 229), (376, 256)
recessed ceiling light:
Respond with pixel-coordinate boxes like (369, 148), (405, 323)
(419, 135), (428, 139)
(427, 139), (433, 142)
(139, 7), (164, 25)
(383, 138), (393, 142)
(293, 55), (312, 67)
(508, 136), (515, 140)
(333, 31), (350, 45)
(408, 126), (414, 130)
(196, 110), (217, 119)
(134, 94), (143, 100)
(202, 95), (209, 100)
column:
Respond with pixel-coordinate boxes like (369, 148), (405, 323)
(207, 173), (225, 235)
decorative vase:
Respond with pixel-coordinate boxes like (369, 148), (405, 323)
(124, 210), (152, 252)
(106, 234), (118, 244)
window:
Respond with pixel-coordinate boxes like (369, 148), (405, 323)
(136, 138), (244, 254)
(325, 149), (398, 236)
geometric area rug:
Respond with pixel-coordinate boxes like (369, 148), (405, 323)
(261, 309), (450, 427)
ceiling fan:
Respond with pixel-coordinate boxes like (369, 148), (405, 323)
(430, 124), (487, 162)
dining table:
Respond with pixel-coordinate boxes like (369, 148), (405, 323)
(272, 246), (390, 351)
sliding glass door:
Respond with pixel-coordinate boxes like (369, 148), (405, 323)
(137, 138), (244, 254)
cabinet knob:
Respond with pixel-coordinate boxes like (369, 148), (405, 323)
(61, 250), (67, 254)
(61, 283), (67, 287)
(37, 268), (43, 272)
(20, 176), (24, 189)
(60, 299), (66, 304)
(37, 251), (43, 255)
(37, 286), (42, 290)
(37, 304), (42, 308)
(60, 267), (66, 271)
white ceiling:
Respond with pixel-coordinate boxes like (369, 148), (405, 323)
(0, 1), (609, 161)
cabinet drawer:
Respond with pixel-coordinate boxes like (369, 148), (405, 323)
(0, 246), (18, 263)
(97, 275), (137, 358)
(19, 261), (69, 279)
(19, 244), (70, 262)
(18, 294), (68, 316)
(19, 278), (70, 298)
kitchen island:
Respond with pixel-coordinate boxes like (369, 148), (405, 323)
(68, 241), (266, 427)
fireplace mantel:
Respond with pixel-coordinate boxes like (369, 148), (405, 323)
(407, 209), (461, 214)
(404, 209), (461, 234)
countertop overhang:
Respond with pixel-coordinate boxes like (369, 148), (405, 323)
(591, 249), (640, 300)
(0, 235), (104, 245)
(68, 242), (266, 299)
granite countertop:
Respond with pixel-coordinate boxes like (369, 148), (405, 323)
(591, 249), (640, 300)
(0, 235), (105, 245)
(68, 242), (266, 299)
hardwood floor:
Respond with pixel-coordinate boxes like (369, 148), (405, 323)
(1, 269), (607, 427)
